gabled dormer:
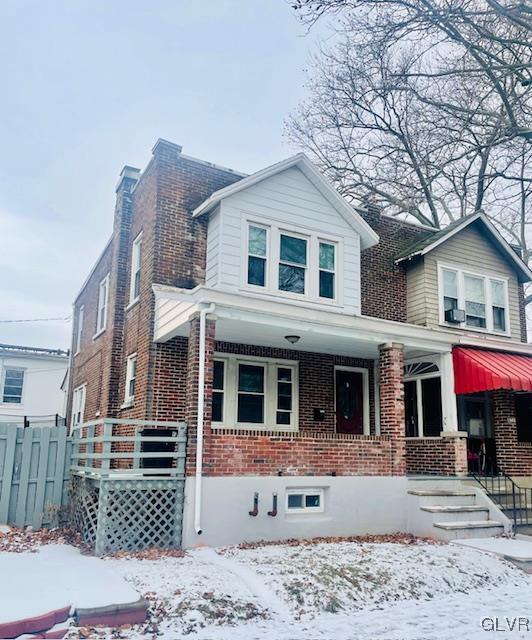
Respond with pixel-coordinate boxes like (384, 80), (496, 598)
(193, 154), (378, 315)
(396, 212), (532, 341)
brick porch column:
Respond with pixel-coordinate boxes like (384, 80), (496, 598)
(185, 313), (216, 476)
(491, 389), (532, 476)
(379, 343), (406, 475)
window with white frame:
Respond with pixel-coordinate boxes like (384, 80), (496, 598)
(211, 356), (298, 429)
(247, 225), (268, 287)
(129, 233), (142, 303)
(244, 222), (340, 302)
(71, 384), (86, 428)
(439, 266), (509, 334)
(279, 233), (307, 294)
(404, 360), (442, 438)
(2, 368), (25, 404)
(286, 488), (324, 513)
(124, 353), (137, 403)
(75, 305), (84, 354)
(96, 274), (110, 334)
(319, 241), (336, 299)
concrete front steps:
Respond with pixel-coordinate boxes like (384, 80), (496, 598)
(407, 479), (509, 541)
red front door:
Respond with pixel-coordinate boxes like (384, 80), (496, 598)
(335, 369), (364, 434)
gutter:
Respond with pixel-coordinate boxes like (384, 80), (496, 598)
(194, 303), (216, 535)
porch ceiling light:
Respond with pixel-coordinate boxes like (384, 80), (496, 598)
(285, 335), (301, 345)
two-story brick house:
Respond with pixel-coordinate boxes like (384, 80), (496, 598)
(68, 139), (532, 547)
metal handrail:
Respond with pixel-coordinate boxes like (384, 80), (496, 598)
(472, 471), (532, 530)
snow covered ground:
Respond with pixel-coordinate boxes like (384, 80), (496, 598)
(61, 538), (532, 640)
(0, 545), (140, 625)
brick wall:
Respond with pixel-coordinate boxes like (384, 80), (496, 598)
(359, 209), (430, 322)
(493, 390), (532, 475)
(405, 437), (467, 476)
(204, 430), (393, 476)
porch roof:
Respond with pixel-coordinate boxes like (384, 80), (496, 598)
(152, 285), (532, 359)
(453, 347), (532, 395)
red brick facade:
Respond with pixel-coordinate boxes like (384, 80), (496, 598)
(406, 437), (468, 476)
(204, 430), (393, 476)
(68, 138), (530, 480)
(492, 390), (532, 476)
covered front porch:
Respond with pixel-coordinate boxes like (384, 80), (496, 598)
(153, 284), (466, 478)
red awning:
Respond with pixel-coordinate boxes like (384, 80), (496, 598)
(453, 347), (532, 395)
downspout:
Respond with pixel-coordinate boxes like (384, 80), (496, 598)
(194, 303), (215, 535)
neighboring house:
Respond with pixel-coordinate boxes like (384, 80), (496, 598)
(0, 344), (69, 426)
(68, 139), (532, 547)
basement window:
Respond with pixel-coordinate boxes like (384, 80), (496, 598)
(286, 488), (324, 513)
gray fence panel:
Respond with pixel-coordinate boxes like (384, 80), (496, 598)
(0, 425), (71, 529)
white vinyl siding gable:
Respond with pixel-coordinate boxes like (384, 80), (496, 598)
(205, 166), (361, 314)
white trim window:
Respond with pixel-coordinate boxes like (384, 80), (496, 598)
(129, 233), (143, 304)
(75, 305), (84, 355)
(71, 384), (86, 428)
(2, 367), (25, 404)
(319, 241), (336, 299)
(243, 221), (341, 303)
(212, 355), (298, 430)
(247, 225), (268, 287)
(404, 360), (442, 438)
(124, 353), (137, 403)
(279, 233), (308, 295)
(439, 265), (509, 334)
(95, 274), (110, 335)
(286, 488), (324, 513)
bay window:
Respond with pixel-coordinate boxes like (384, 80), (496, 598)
(244, 221), (340, 303)
(439, 266), (509, 334)
(212, 355), (298, 429)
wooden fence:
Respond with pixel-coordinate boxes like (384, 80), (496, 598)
(0, 424), (72, 529)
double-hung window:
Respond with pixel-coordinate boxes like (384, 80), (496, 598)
(71, 384), (86, 428)
(319, 242), (335, 299)
(124, 353), (137, 403)
(279, 234), (307, 294)
(129, 233), (142, 303)
(212, 356), (298, 429)
(440, 266), (508, 334)
(96, 274), (110, 335)
(247, 225), (268, 287)
(464, 274), (486, 328)
(245, 222), (340, 303)
(2, 368), (25, 404)
(75, 306), (84, 354)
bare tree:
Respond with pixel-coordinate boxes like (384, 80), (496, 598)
(287, 0), (532, 231)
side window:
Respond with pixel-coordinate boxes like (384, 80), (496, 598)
(130, 233), (142, 303)
(2, 368), (25, 404)
(71, 385), (86, 428)
(124, 353), (137, 402)
(318, 242), (336, 299)
(96, 274), (110, 334)
(247, 226), (267, 287)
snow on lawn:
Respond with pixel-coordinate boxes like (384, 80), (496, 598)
(65, 539), (532, 639)
(0, 545), (140, 624)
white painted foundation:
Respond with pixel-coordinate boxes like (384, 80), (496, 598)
(181, 476), (410, 549)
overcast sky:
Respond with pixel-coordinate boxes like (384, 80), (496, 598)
(0, 1), (323, 349)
